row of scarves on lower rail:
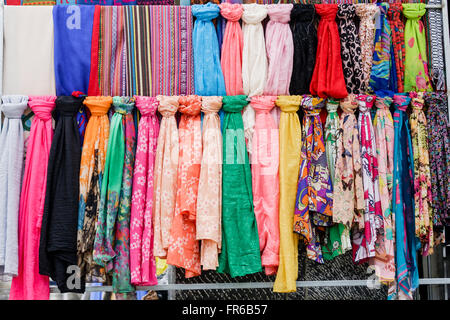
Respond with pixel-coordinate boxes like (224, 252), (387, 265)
(0, 91), (448, 300)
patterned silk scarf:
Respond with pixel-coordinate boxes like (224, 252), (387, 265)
(273, 95), (302, 293)
(402, 3), (432, 92)
(93, 97), (136, 293)
(251, 96), (279, 275)
(293, 95), (333, 264)
(77, 96), (112, 283)
(387, 3), (405, 93)
(10, 96), (56, 300)
(392, 93), (419, 300)
(197, 96), (222, 270)
(426, 0), (446, 90)
(153, 96), (179, 259)
(409, 91), (433, 256)
(130, 96), (160, 286)
(0, 95), (28, 277)
(352, 94), (382, 264)
(336, 4), (364, 94)
(167, 95), (202, 278)
(218, 95), (262, 278)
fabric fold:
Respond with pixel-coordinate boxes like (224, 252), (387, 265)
(387, 3), (405, 93)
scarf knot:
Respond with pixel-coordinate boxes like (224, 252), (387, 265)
(375, 96), (393, 110)
(388, 3), (402, 21)
(326, 99), (339, 113)
(201, 96), (222, 115)
(267, 4), (292, 24)
(394, 93), (411, 111)
(336, 4), (356, 20)
(251, 95), (276, 113)
(409, 91), (425, 110)
(302, 95), (325, 115)
(192, 3), (220, 22)
(424, 92), (448, 112)
(222, 95), (248, 113)
(340, 94), (358, 114)
(379, 2), (389, 15)
(55, 96), (85, 116)
(134, 96), (158, 117)
(315, 3), (338, 20)
(113, 96), (135, 115)
(1, 95), (28, 119)
(276, 95), (302, 113)
(402, 3), (426, 21)
(219, 3), (243, 22)
(291, 4), (315, 22)
(356, 94), (375, 113)
(157, 95), (179, 117)
(242, 4), (267, 25)
(28, 96), (57, 121)
(179, 95), (202, 116)
(84, 96), (112, 116)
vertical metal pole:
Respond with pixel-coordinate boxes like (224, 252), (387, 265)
(441, 0), (450, 120)
(167, 266), (176, 301)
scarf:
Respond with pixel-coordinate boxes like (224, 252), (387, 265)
(153, 96), (179, 259)
(251, 95), (279, 275)
(77, 96), (112, 283)
(402, 3), (432, 92)
(273, 95), (302, 293)
(53, 5), (95, 96)
(93, 96), (136, 293)
(336, 4), (364, 94)
(197, 96), (222, 270)
(426, 0), (446, 90)
(310, 4), (347, 99)
(130, 96), (160, 286)
(289, 4), (316, 95)
(264, 4), (294, 96)
(409, 91), (433, 256)
(0, 95), (28, 277)
(218, 95), (262, 278)
(192, 3), (226, 96)
(167, 95), (202, 278)
(392, 93), (419, 300)
(387, 3), (405, 93)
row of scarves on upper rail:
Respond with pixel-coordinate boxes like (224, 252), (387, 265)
(0, 91), (448, 300)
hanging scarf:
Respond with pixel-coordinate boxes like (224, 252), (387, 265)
(196, 96), (222, 270)
(273, 95), (302, 293)
(220, 3), (244, 96)
(336, 4), (364, 94)
(77, 96), (112, 283)
(387, 3), (405, 93)
(264, 4), (294, 96)
(192, 3), (226, 96)
(426, 0), (446, 90)
(409, 91), (433, 256)
(289, 4), (316, 95)
(403, 3), (432, 92)
(424, 92), (449, 242)
(10, 96), (56, 300)
(369, 3), (393, 93)
(0, 95), (27, 277)
(38, 96), (85, 294)
(355, 4), (378, 91)
(93, 96), (136, 293)
(218, 95), (262, 277)
(130, 96), (160, 286)
(251, 95), (279, 276)
(167, 95), (202, 278)
(310, 4), (347, 99)
(293, 95), (333, 264)
(53, 5), (95, 96)
(153, 96), (179, 259)
(352, 94), (382, 264)
(138, 0), (174, 3)
(22, 0), (56, 4)
(372, 93), (395, 293)
(392, 93), (419, 300)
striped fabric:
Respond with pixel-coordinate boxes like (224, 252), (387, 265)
(124, 5), (152, 96)
(149, 5), (194, 96)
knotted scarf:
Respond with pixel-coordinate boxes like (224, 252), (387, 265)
(293, 96), (333, 264)
(251, 95), (279, 276)
(197, 96), (222, 271)
(130, 96), (160, 286)
(192, 3), (226, 96)
(289, 4), (317, 95)
(167, 95), (202, 278)
(387, 3), (405, 93)
(310, 4), (347, 99)
(10, 96), (55, 300)
(273, 95), (302, 293)
(264, 4), (294, 96)
(0, 95), (28, 277)
(153, 96), (179, 259)
(336, 4), (364, 94)
(426, 0), (446, 91)
(352, 94), (382, 264)
(77, 96), (112, 283)
(392, 93), (419, 300)
(409, 91), (433, 256)
(218, 95), (262, 278)
(93, 96), (136, 293)
(39, 96), (85, 294)
(403, 3), (432, 92)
